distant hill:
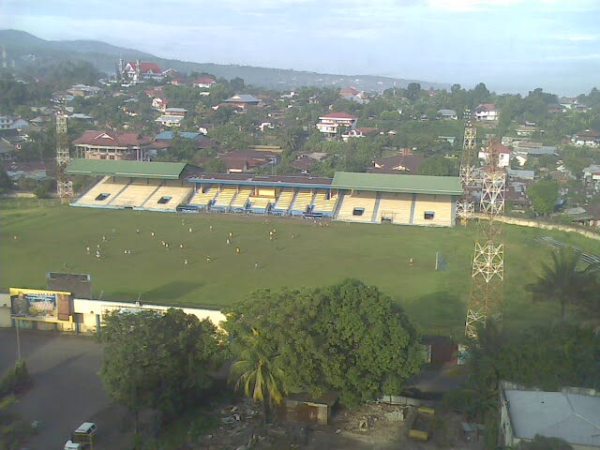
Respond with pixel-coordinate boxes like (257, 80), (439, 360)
(0, 29), (447, 91)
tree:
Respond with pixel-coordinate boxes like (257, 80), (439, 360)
(0, 162), (13, 193)
(406, 83), (421, 102)
(527, 248), (599, 321)
(100, 309), (221, 431)
(229, 330), (286, 423)
(527, 179), (559, 215)
(225, 279), (423, 407)
(418, 156), (459, 176)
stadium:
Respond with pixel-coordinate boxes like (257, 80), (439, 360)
(66, 159), (463, 227)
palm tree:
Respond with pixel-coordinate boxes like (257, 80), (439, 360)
(527, 247), (598, 321)
(229, 330), (287, 423)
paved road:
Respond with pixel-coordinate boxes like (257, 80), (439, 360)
(0, 328), (131, 449)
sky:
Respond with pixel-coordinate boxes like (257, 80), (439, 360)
(1, 0), (600, 95)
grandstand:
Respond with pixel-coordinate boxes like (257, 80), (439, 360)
(230, 188), (253, 211)
(290, 190), (314, 216)
(68, 161), (462, 227)
(188, 186), (217, 209)
(336, 191), (378, 223)
(272, 189), (295, 214)
(311, 191), (339, 217)
(143, 181), (193, 211)
(67, 159), (191, 212)
(212, 187), (237, 211)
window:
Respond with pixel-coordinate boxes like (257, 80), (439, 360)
(158, 196), (172, 204)
(424, 211), (435, 220)
(352, 208), (365, 216)
(95, 193), (110, 201)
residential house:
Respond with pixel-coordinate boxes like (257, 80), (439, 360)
(572, 130), (600, 148)
(506, 168), (535, 181)
(478, 142), (511, 168)
(155, 115), (184, 128)
(152, 97), (169, 112)
(499, 381), (600, 450)
(341, 127), (378, 141)
(369, 154), (425, 174)
(67, 84), (101, 98)
(120, 60), (164, 83)
(339, 87), (368, 104)
(224, 94), (260, 110)
(290, 154), (318, 174)
(152, 131), (213, 150)
(475, 103), (498, 121)
(0, 116), (13, 130)
(437, 109), (458, 120)
(219, 150), (279, 174)
(316, 112), (358, 137)
(73, 130), (152, 161)
(193, 77), (216, 89)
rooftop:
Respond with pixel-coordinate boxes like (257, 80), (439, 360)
(504, 388), (600, 448)
(66, 159), (187, 180)
(332, 172), (463, 195)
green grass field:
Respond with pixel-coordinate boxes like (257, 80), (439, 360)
(2, 199), (600, 336)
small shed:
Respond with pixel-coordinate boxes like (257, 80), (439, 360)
(282, 393), (338, 425)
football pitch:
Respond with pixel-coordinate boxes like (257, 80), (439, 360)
(2, 199), (599, 335)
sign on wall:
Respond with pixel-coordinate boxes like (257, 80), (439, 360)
(9, 288), (72, 320)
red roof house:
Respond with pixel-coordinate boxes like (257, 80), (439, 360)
(73, 130), (152, 161)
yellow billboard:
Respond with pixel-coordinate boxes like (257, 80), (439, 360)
(10, 288), (72, 320)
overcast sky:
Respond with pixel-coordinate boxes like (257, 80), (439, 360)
(2, 0), (599, 95)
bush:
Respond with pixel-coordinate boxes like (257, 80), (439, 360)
(0, 361), (32, 397)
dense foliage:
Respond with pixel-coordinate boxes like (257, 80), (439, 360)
(100, 309), (222, 426)
(225, 279), (423, 407)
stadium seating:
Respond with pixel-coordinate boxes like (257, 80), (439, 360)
(248, 196), (272, 213)
(290, 190), (314, 215)
(311, 191), (339, 216)
(188, 186), (217, 208)
(109, 180), (162, 208)
(272, 189), (295, 213)
(143, 185), (193, 211)
(335, 192), (377, 223)
(212, 187), (237, 209)
(412, 195), (454, 226)
(376, 193), (414, 224)
(230, 188), (253, 210)
(75, 176), (130, 207)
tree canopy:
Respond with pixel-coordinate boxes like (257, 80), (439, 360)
(100, 308), (222, 425)
(225, 279), (423, 407)
(528, 179), (559, 215)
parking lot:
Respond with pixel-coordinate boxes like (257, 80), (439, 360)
(0, 328), (131, 449)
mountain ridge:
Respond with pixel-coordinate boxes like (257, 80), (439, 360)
(0, 29), (448, 91)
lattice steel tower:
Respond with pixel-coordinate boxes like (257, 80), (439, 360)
(456, 110), (478, 223)
(56, 113), (73, 202)
(465, 141), (506, 339)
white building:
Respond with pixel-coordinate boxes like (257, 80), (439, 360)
(316, 112), (357, 137)
(475, 103), (498, 121)
(478, 142), (511, 168)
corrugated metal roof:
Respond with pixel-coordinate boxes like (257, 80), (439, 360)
(66, 159), (186, 180)
(331, 172), (463, 195)
(505, 389), (600, 447)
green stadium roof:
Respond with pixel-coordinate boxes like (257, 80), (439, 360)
(66, 159), (187, 180)
(331, 172), (463, 195)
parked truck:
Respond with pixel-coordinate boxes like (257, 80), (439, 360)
(64, 422), (96, 450)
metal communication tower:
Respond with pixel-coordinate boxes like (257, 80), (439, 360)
(456, 110), (478, 223)
(56, 113), (73, 202)
(464, 141), (506, 339)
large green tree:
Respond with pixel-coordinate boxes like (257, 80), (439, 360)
(225, 279), (423, 407)
(527, 248), (599, 320)
(100, 309), (222, 430)
(528, 179), (559, 215)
